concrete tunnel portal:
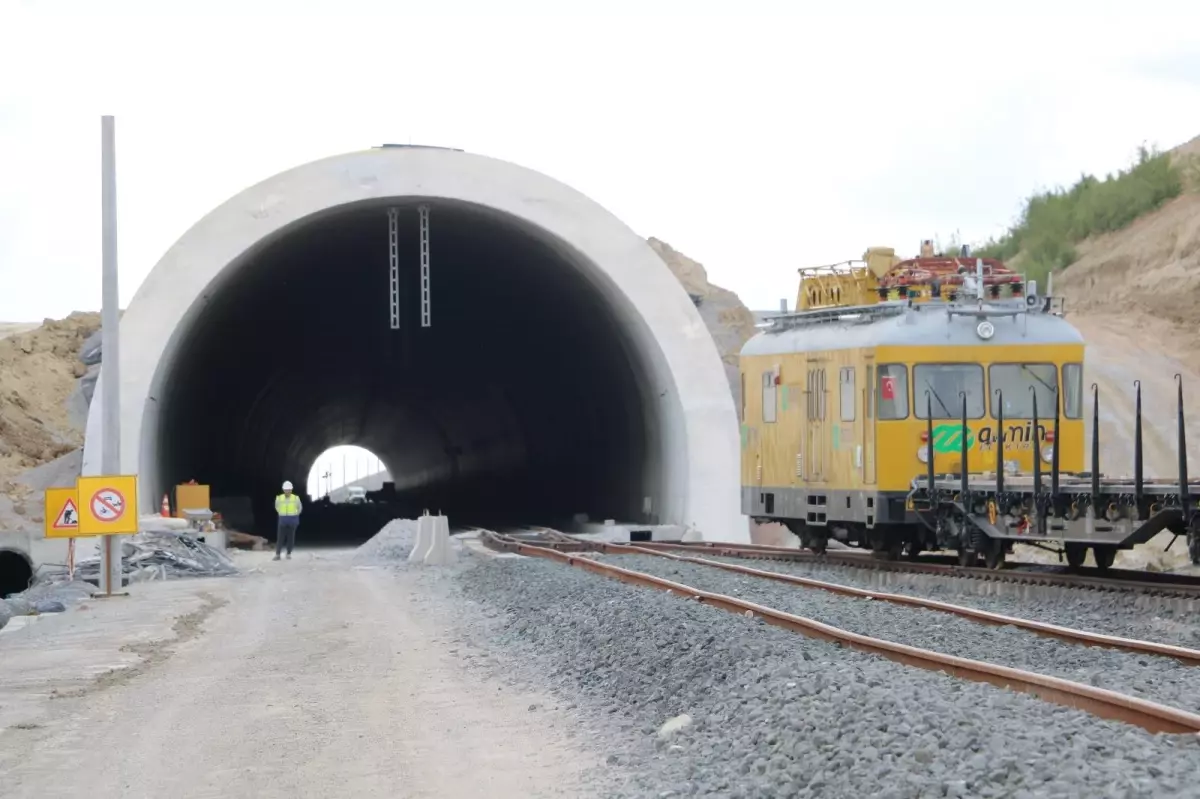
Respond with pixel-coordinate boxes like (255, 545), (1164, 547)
(81, 146), (746, 545)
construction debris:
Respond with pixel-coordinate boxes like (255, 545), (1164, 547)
(70, 529), (238, 584)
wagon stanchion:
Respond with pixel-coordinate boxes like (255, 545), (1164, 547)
(1030, 386), (1042, 535)
(1174, 375), (1199, 565)
(1134, 380), (1144, 517)
(925, 392), (936, 498)
(994, 388), (1005, 498)
(1051, 388), (1061, 501)
(959, 391), (970, 512)
(1090, 383), (1100, 529)
(1176, 374), (1189, 518)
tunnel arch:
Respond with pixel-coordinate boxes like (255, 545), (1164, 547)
(82, 146), (746, 541)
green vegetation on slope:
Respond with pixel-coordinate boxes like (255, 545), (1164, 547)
(975, 145), (1186, 285)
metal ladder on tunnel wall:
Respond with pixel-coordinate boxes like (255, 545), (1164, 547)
(388, 205), (432, 330)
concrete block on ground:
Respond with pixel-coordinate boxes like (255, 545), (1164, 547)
(423, 515), (455, 566)
(409, 514), (434, 563)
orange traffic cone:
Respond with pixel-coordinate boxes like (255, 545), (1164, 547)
(161, 494), (171, 518)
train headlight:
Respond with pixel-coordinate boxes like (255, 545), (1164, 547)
(917, 445), (930, 463)
(1041, 445), (1054, 464)
(976, 320), (995, 340)
(1003, 459), (1020, 475)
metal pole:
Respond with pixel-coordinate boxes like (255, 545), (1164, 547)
(100, 115), (121, 596)
(994, 389), (1005, 498)
(1030, 387), (1041, 535)
(1134, 380), (1143, 515)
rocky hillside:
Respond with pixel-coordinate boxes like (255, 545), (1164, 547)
(1008, 135), (1200, 570)
(649, 237), (758, 403)
(0, 313), (100, 532)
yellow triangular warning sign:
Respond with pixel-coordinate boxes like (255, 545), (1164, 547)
(53, 497), (79, 529)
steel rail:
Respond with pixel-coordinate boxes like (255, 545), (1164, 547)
(614, 544), (1200, 666)
(480, 531), (1200, 734)
(524, 529), (1200, 664)
(626, 540), (1200, 599)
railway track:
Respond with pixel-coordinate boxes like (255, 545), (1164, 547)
(635, 540), (1200, 601)
(479, 528), (1200, 735)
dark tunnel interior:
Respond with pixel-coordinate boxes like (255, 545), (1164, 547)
(153, 201), (660, 544)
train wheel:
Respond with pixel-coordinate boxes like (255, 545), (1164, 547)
(1092, 545), (1116, 572)
(1064, 543), (1087, 570)
(983, 540), (1006, 570)
(809, 538), (828, 556)
(956, 548), (978, 567)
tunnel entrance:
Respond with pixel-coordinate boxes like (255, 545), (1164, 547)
(0, 549), (34, 598)
(153, 201), (658, 543)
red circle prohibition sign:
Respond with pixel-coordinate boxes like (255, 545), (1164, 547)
(90, 488), (127, 522)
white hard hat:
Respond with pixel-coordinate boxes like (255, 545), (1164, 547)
(282, 480), (293, 490)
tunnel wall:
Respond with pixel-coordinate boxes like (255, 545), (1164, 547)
(81, 146), (747, 542)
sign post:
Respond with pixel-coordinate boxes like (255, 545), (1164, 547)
(99, 114), (124, 595)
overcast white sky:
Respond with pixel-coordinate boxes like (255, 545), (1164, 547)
(2, 0), (1200, 323)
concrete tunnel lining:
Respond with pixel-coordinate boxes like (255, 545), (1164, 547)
(81, 146), (746, 542)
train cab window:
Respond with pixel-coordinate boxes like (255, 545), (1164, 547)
(990, 363), (1058, 419)
(914, 364), (985, 419)
(839, 367), (856, 421)
(876, 364), (909, 420)
(1062, 363), (1083, 419)
(762, 371), (777, 423)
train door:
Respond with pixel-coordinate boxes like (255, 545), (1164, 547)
(759, 369), (776, 490)
(862, 359), (877, 484)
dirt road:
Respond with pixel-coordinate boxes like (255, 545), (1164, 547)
(0, 551), (596, 798)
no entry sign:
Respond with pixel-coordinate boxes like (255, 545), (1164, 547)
(78, 474), (139, 535)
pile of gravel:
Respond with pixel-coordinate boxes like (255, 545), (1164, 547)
(430, 554), (1200, 798)
(706, 555), (1200, 648)
(352, 518), (420, 564)
(613, 554), (1200, 715)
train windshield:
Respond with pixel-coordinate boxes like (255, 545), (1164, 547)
(990, 363), (1059, 419)
(914, 364), (985, 419)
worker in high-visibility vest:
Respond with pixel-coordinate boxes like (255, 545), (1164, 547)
(274, 480), (303, 561)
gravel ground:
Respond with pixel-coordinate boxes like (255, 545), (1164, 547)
(402, 544), (1200, 798)
(613, 554), (1200, 716)
(704, 555), (1200, 647)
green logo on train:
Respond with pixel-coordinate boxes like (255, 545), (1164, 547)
(930, 424), (975, 453)
(929, 423), (1049, 454)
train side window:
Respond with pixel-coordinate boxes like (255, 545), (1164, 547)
(762, 371), (777, 423)
(806, 369), (814, 420)
(877, 364), (909, 420)
(1062, 363), (1083, 419)
(839, 367), (856, 421)
(915, 364), (985, 419)
(740, 371), (746, 421)
(819, 368), (828, 420)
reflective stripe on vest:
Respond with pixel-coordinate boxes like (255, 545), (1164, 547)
(277, 494), (300, 515)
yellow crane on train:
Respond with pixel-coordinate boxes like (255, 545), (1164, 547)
(739, 240), (1200, 570)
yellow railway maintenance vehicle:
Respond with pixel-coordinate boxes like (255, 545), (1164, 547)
(740, 241), (1200, 569)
